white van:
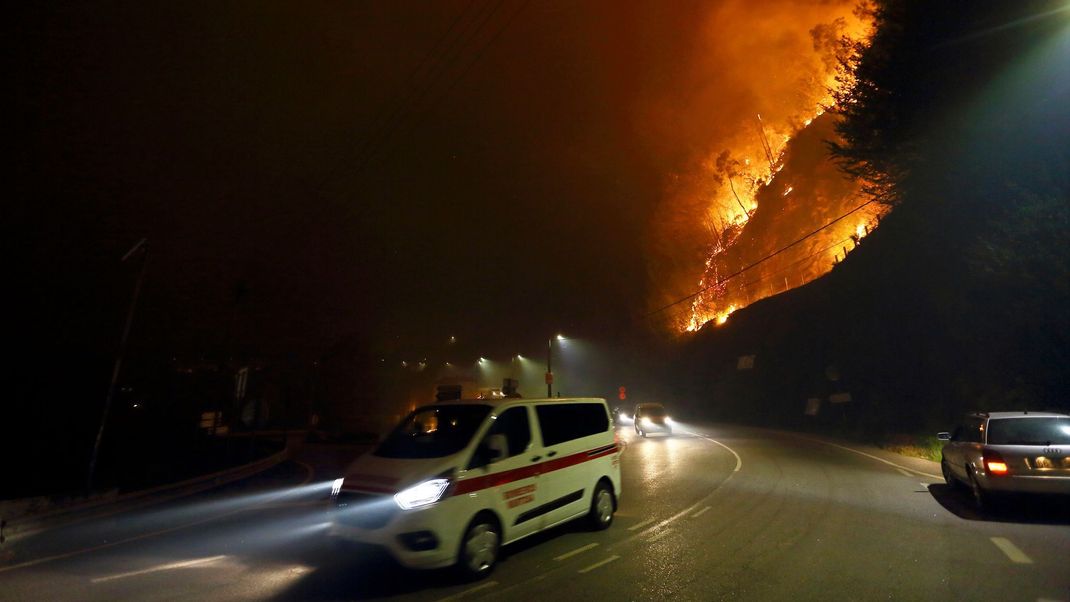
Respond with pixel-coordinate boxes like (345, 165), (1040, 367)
(329, 397), (622, 577)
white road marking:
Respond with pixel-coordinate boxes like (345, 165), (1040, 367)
(554, 543), (599, 561)
(684, 431), (742, 472)
(0, 461), (318, 575)
(578, 555), (620, 574)
(433, 581), (499, 602)
(691, 506), (711, 518)
(647, 528), (674, 542)
(990, 537), (1033, 564)
(627, 518), (656, 531)
(798, 437), (941, 479)
(91, 555), (227, 583)
(896, 468), (913, 477)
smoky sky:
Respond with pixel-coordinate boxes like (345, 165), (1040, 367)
(8, 0), (859, 364)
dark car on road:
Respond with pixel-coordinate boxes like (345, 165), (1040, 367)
(633, 402), (673, 437)
(939, 411), (1070, 508)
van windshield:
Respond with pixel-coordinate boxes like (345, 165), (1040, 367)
(374, 404), (492, 459)
(640, 405), (666, 417)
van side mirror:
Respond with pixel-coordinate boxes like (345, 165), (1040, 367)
(469, 434), (509, 470)
(937, 432), (951, 441)
(485, 434), (508, 463)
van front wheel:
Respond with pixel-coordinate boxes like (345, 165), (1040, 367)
(457, 514), (500, 580)
(588, 482), (615, 531)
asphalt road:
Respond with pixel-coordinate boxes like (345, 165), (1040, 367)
(2, 422), (1068, 601)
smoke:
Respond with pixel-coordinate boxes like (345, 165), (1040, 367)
(641, 0), (878, 331)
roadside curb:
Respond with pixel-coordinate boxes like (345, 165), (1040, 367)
(0, 438), (300, 547)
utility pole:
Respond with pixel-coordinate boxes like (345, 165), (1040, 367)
(88, 238), (148, 495)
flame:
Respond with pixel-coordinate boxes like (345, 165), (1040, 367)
(666, 5), (887, 334)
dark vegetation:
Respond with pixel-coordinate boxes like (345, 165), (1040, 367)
(673, 0), (1069, 440)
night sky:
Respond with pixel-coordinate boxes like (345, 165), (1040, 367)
(10, 1), (703, 363)
(10, 0), (866, 370)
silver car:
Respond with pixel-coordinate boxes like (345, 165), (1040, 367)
(939, 411), (1070, 508)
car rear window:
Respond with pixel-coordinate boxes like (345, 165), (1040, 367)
(986, 417), (1070, 445)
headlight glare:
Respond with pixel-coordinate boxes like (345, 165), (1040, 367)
(331, 478), (344, 497)
(394, 478), (451, 510)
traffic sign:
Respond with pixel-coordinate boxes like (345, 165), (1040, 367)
(545, 372), (554, 385)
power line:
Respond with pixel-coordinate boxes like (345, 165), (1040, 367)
(359, 0), (530, 177)
(334, 0), (508, 185)
(646, 198), (877, 319)
(653, 233), (858, 326)
(310, 0), (482, 194)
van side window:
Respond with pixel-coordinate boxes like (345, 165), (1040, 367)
(492, 406), (532, 457)
(536, 403), (609, 446)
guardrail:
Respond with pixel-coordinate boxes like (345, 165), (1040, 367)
(1, 431), (306, 546)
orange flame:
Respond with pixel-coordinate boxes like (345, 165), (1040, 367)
(675, 7), (885, 334)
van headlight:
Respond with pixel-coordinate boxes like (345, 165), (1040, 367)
(665, 416), (674, 425)
(394, 478), (451, 510)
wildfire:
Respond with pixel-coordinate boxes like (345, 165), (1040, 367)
(666, 3), (885, 334)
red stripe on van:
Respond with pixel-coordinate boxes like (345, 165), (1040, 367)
(452, 443), (620, 496)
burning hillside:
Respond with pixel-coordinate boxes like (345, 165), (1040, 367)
(645, 0), (887, 333)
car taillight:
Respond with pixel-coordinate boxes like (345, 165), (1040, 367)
(984, 451), (1009, 475)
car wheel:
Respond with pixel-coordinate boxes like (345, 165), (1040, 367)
(457, 514), (500, 579)
(941, 460), (958, 489)
(588, 481), (615, 530)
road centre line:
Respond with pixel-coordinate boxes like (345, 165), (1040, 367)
(631, 436), (745, 539)
(627, 518), (655, 531)
(692, 506), (711, 518)
(578, 555), (620, 574)
(683, 431), (742, 472)
(990, 537), (1033, 564)
(896, 468), (913, 477)
(91, 555), (227, 583)
(554, 543), (599, 561)
(433, 581), (499, 602)
(647, 528), (674, 542)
